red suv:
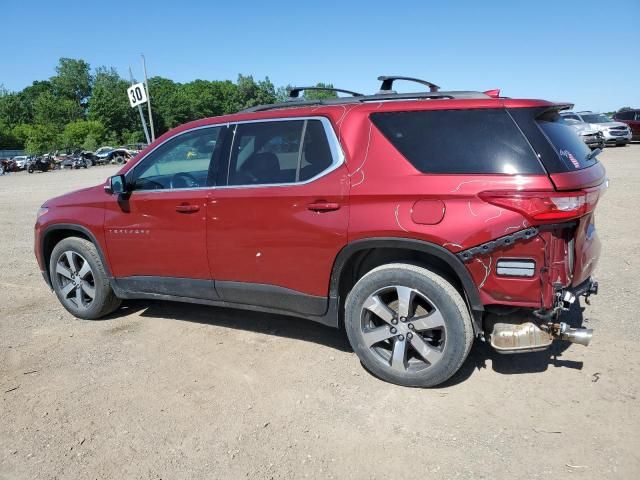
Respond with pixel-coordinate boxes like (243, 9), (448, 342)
(35, 77), (605, 387)
(613, 109), (640, 140)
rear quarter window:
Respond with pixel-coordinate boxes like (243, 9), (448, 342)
(370, 109), (544, 174)
(535, 111), (596, 170)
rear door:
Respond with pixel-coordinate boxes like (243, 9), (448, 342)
(206, 117), (349, 315)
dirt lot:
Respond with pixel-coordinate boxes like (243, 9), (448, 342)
(1, 147), (639, 480)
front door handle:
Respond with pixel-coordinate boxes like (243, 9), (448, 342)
(307, 201), (340, 212)
(175, 203), (200, 213)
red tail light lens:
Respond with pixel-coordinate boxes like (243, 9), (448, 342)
(479, 190), (599, 224)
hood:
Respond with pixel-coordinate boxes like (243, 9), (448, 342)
(568, 123), (596, 134)
(42, 184), (106, 208)
(589, 120), (628, 131)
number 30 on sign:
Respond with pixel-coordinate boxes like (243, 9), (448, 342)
(127, 82), (148, 108)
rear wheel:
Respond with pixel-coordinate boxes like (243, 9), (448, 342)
(49, 237), (121, 319)
(345, 263), (473, 387)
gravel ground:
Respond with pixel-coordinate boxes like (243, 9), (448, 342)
(1, 147), (639, 480)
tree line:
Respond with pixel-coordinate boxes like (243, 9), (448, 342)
(0, 58), (337, 154)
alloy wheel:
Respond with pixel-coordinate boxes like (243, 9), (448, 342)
(55, 251), (96, 309)
(360, 285), (447, 374)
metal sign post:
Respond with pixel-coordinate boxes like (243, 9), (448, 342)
(141, 55), (156, 142)
(128, 67), (151, 145)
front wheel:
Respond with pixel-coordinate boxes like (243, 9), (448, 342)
(49, 237), (121, 319)
(345, 263), (474, 387)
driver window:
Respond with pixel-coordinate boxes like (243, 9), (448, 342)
(132, 127), (221, 190)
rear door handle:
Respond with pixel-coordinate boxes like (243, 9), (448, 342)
(175, 203), (200, 213)
(307, 201), (340, 212)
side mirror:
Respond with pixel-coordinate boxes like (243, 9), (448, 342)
(105, 174), (127, 195)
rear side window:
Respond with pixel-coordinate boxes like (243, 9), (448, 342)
(370, 109), (544, 174)
(536, 111), (596, 170)
(227, 119), (335, 186)
(228, 120), (304, 185)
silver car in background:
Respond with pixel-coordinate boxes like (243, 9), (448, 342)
(561, 111), (632, 146)
(563, 118), (605, 149)
(12, 156), (29, 170)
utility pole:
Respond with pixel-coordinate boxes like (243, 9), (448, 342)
(128, 67), (151, 145)
(141, 54), (156, 142)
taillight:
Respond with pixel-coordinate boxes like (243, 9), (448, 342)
(478, 190), (599, 224)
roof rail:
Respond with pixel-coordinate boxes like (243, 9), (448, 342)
(377, 75), (440, 93)
(241, 90), (490, 113)
(288, 86), (364, 98)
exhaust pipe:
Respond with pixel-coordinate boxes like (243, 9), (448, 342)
(559, 323), (593, 346)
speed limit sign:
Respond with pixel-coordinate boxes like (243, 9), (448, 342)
(127, 82), (148, 108)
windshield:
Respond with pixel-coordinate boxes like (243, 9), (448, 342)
(581, 114), (613, 124)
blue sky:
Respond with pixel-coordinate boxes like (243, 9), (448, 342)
(2, 0), (638, 112)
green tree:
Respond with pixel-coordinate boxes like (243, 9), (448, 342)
(88, 67), (138, 141)
(234, 75), (276, 110)
(147, 77), (192, 134)
(303, 82), (339, 101)
(51, 58), (92, 110)
(33, 92), (83, 127)
(24, 124), (59, 155)
(60, 120), (106, 149)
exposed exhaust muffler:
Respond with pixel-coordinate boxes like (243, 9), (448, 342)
(559, 323), (593, 346)
(489, 318), (593, 354)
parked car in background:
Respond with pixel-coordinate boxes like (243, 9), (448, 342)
(27, 157), (54, 173)
(121, 143), (147, 154)
(613, 109), (640, 141)
(35, 78), (603, 387)
(12, 156), (30, 170)
(563, 118), (605, 149)
(93, 146), (135, 165)
(561, 111), (631, 146)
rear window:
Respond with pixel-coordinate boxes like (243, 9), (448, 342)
(370, 109), (544, 174)
(536, 111), (596, 170)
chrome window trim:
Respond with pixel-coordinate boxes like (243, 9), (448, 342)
(127, 116), (344, 194)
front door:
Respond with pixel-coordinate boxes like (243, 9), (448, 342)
(104, 125), (225, 299)
(207, 118), (349, 316)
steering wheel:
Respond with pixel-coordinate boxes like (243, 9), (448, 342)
(170, 172), (199, 189)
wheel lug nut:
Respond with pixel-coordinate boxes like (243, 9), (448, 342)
(407, 332), (413, 339)
(400, 316), (406, 322)
(398, 335), (405, 341)
(408, 323), (414, 330)
(390, 327), (397, 334)
(391, 319), (398, 325)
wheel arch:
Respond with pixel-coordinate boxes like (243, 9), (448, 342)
(329, 237), (483, 332)
(41, 224), (112, 288)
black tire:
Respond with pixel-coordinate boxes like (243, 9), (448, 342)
(114, 155), (125, 165)
(49, 237), (121, 320)
(28, 166), (34, 174)
(345, 263), (474, 387)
